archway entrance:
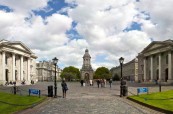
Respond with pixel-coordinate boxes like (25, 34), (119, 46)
(5, 69), (9, 82)
(85, 73), (89, 84)
(165, 68), (168, 82)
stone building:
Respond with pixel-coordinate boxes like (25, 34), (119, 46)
(110, 58), (138, 81)
(138, 40), (173, 84)
(36, 61), (62, 81)
(80, 49), (94, 80)
(0, 39), (37, 85)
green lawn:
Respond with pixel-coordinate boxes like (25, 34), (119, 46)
(128, 90), (173, 112)
(0, 92), (46, 114)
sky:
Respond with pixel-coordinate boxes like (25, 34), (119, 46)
(0, 0), (173, 70)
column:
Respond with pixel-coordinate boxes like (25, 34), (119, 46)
(12, 53), (15, 81)
(144, 57), (147, 81)
(2, 52), (5, 81)
(159, 54), (162, 80)
(168, 51), (172, 80)
(20, 56), (23, 80)
(150, 56), (153, 81)
(27, 58), (30, 81)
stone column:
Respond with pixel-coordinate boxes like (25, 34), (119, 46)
(144, 57), (147, 81)
(2, 51), (5, 81)
(150, 56), (153, 81)
(159, 54), (162, 80)
(20, 56), (23, 80)
(27, 58), (30, 81)
(12, 53), (15, 81)
(168, 51), (172, 81)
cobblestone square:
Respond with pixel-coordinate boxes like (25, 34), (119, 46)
(12, 81), (172, 114)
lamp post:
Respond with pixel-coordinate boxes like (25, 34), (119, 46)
(119, 57), (124, 97)
(52, 57), (58, 98)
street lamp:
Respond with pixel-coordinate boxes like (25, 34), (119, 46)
(52, 57), (58, 98)
(119, 57), (124, 97)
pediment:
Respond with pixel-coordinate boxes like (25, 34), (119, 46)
(142, 42), (167, 53)
(10, 43), (32, 53)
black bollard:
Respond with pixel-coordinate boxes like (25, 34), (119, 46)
(13, 86), (16, 95)
(159, 84), (161, 92)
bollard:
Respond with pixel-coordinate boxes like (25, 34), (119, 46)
(159, 84), (161, 92)
(13, 86), (16, 95)
(48, 85), (53, 97)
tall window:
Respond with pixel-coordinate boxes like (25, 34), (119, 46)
(166, 55), (168, 64)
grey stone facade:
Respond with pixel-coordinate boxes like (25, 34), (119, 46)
(36, 61), (62, 81)
(110, 58), (138, 81)
(0, 39), (37, 85)
(80, 49), (94, 80)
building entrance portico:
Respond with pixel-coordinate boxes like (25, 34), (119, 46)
(138, 40), (173, 84)
(0, 40), (37, 85)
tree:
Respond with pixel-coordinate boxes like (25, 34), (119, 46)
(94, 67), (111, 79)
(112, 73), (120, 81)
(60, 66), (80, 81)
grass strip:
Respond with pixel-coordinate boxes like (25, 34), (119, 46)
(128, 90), (173, 113)
(0, 92), (46, 114)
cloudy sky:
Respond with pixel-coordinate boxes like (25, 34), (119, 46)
(0, 0), (172, 70)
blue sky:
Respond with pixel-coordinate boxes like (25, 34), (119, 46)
(0, 0), (172, 69)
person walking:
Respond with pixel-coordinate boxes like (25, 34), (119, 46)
(89, 79), (93, 86)
(80, 80), (84, 86)
(97, 79), (100, 88)
(61, 79), (68, 98)
(104, 79), (107, 87)
(109, 79), (112, 88)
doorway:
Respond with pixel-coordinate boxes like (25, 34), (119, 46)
(5, 69), (9, 82)
(165, 68), (168, 82)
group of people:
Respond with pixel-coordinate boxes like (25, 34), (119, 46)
(80, 79), (94, 87)
(80, 79), (113, 88)
(96, 79), (112, 88)
(60, 78), (113, 98)
(5, 81), (16, 86)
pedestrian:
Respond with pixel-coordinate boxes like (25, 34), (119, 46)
(80, 80), (84, 86)
(104, 79), (106, 87)
(83, 80), (86, 87)
(61, 79), (68, 98)
(109, 79), (112, 88)
(97, 79), (100, 88)
(89, 79), (92, 86)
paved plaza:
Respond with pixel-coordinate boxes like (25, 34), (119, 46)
(3, 81), (171, 114)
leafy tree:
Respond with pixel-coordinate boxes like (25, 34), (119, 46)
(94, 67), (111, 79)
(112, 73), (120, 81)
(60, 66), (80, 81)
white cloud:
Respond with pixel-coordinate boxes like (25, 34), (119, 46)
(0, 0), (49, 15)
(136, 0), (173, 40)
(1, 0), (173, 70)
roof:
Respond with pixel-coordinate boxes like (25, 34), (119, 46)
(83, 49), (91, 58)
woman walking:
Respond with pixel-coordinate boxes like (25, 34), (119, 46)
(61, 79), (68, 98)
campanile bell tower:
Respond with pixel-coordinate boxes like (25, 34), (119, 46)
(80, 49), (94, 80)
